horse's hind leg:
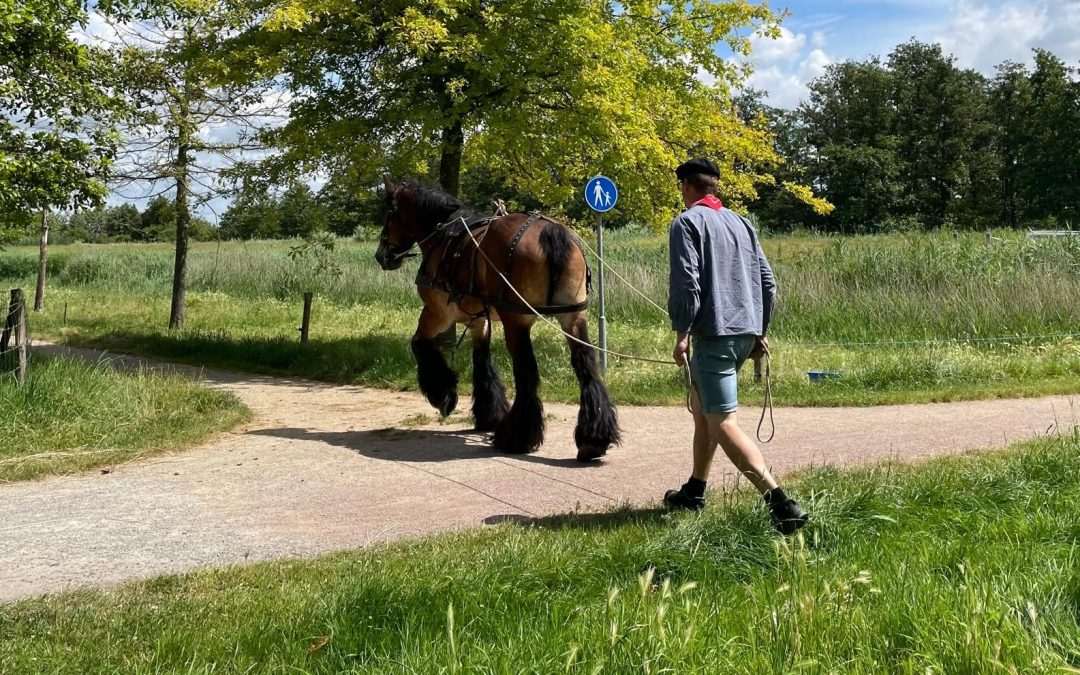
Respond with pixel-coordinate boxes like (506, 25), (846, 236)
(493, 317), (544, 454)
(469, 318), (509, 432)
(412, 306), (458, 418)
(560, 311), (621, 462)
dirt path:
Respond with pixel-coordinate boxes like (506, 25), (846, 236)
(2, 345), (1078, 603)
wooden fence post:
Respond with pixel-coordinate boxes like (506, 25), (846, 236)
(1, 289), (29, 383)
(299, 292), (313, 345)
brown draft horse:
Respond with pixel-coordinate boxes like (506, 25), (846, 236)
(375, 179), (621, 461)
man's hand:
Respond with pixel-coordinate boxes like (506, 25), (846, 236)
(750, 335), (770, 361)
(673, 333), (691, 366)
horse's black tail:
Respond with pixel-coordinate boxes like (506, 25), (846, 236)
(538, 221), (579, 305)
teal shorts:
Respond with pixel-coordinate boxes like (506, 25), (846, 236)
(690, 334), (756, 414)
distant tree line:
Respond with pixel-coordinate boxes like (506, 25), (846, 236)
(745, 41), (1080, 233)
(49, 196), (216, 243)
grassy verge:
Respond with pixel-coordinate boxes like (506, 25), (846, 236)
(0, 357), (249, 482)
(3, 433), (1080, 672)
(3, 230), (1080, 407)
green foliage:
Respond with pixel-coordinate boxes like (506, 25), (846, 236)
(219, 182), (333, 240)
(139, 196), (178, 241)
(52, 201), (216, 243)
(0, 356), (247, 481)
(0, 0), (123, 236)
(753, 42), (1080, 233)
(66, 204), (142, 242)
(285, 231), (342, 295)
(233, 0), (807, 225)
(4, 433), (1080, 671)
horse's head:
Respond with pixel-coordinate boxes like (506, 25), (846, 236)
(375, 178), (465, 270)
(375, 178), (421, 271)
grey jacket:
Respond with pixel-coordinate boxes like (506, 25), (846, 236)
(667, 205), (776, 337)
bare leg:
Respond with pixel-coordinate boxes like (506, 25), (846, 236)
(690, 389), (778, 494)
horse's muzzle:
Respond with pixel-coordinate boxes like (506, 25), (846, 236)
(375, 242), (405, 271)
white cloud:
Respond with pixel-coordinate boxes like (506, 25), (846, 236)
(741, 26), (835, 108)
(934, 1), (1080, 74)
(750, 26), (807, 64)
(935, 1), (1051, 72)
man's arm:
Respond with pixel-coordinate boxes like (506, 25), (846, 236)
(668, 217), (701, 336)
(758, 240), (777, 335)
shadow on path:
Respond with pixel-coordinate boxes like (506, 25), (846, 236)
(248, 427), (600, 469)
(483, 504), (671, 531)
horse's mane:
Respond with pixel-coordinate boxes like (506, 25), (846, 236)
(396, 180), (481, 227)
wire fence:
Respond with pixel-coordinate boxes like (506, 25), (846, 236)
(0, 288), (30, 384)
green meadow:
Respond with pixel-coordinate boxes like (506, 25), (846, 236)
(2, 229), (1079, 407)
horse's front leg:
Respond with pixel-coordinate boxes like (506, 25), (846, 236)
(493, 317), (544, 454)
(559, 311), (621, 462)
(412, 306), (459, 418)
(469, 318), (510, 432)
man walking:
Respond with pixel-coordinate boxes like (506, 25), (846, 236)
(663, 158), (808, 534)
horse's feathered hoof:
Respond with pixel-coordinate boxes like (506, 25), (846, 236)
(575, 445), (607, 463)
(493, 405), (544, 454)
(437, 390), (458, 418)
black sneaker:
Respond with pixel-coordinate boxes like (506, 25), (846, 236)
(663, 487), (705, 512)
(767, 495), (809, 535)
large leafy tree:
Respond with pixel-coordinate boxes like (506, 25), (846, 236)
(100, 0), (283, 328)
(235, 0), (825, 224)
(0, 0), (119, 232)
(989, 61), (1033, 229)
(888, 41), (991, 229)
(1, 0), (123, 310)
(800, 59), (902, 232)
(1022, 50), (1080, 225)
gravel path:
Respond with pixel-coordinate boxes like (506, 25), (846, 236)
(2, 344), (1077, 602)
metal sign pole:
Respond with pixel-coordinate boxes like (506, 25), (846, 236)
(584, 174), (616, 374)
(596, 212), (607, 372)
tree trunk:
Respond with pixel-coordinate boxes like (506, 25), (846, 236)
(169, 149), (191, 330)
(438, 120), (464, 197)
(33, 209), (48, 312)
(169, 52), (193, 331)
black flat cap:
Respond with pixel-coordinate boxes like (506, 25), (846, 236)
(675, 158), (720, 180)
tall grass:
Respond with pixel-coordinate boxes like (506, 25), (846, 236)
(4, 432), (1080, 672)
(0, 357), (248, 481)
(3, 230), (1079, 406)
(5, 230), (1079, 338)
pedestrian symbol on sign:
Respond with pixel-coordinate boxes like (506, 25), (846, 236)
(585, 176), (618, 213)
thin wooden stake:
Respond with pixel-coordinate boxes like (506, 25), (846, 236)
(1, 289), (17, 353)
(299, 292), (313, 344)
(14, 290), (28, 384)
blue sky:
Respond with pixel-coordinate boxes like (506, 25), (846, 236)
(746, 0), (1080, 107)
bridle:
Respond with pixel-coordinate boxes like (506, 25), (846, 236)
(380, 210), (464, 263)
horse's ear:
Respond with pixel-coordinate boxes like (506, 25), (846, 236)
(383, 176), (395, 196)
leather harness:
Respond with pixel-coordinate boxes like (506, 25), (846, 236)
(415, 211), (591, 316)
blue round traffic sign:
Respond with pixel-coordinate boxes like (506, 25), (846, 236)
(585, 175), (618, 213)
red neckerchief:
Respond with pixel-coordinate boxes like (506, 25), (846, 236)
(692, 195), (724, 211)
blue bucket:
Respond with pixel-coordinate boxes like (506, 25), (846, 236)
(807, 370), (841, 383)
